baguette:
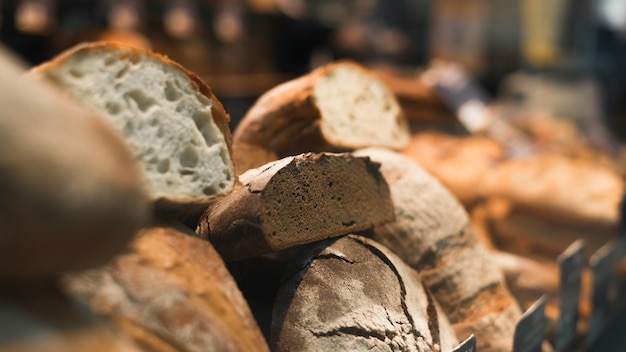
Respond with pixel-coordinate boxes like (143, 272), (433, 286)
(354, 148), (522, 352)
(233, 60), (410, 165)
(197, 152), (395, 261)
(61, 224), (269, 352)
(30, 41), (236, 213)
(272, 234), (458, 352)
(0, 44), (147, 278)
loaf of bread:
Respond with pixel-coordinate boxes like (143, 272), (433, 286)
(197, 152), (395, 261)
(403, 131), (506, 206)
(405, 130), (623, 233)
(0, 283), (140, 352)
(479, 198), (616, 262)
(61, 224), (269, 352)
(272, 234), (458, 352)
(354, 148), (521, 352)
(233, 60), (410, 166)
(0, 44), (147, 278)
(484, 155), (623, 226)
(30, 41), (236, 212)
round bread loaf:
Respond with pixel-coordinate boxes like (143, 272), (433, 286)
(272, 234), (458, 352)
(30, 41), (236, 212)
(233, 60), (410, 167)
(0, 45), (147, 278)
(354, 148), (522, 352)
(61, 224), (269, 352)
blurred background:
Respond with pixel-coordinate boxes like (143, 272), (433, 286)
(2, 0), (626, 151)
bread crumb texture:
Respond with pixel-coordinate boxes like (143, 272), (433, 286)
(314, 65), (409, 150)
(39, 44), (234, 202)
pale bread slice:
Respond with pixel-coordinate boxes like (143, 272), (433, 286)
(31, 42), (235, 210)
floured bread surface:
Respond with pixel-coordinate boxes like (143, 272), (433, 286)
(32, 42), (235, 205)
(314, 64), (409, 150)
(271, 235), (458, 352)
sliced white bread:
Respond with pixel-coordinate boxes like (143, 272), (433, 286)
(31, 42), (236, 210)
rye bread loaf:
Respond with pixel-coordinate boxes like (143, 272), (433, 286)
(0, 283), (139, 352)
(61, 224), (269, 352)
(30, 41), (236, 213)
(233, 60), (410, 166)
(197, 152), (395, 261)
(353, 148), (522, 352)
(272, 234), (458, 352)
(0, 45), (147, 278)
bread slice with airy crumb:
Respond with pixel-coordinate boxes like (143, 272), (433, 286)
(233, 61), (410, 166)
(30, 42), (235, 211)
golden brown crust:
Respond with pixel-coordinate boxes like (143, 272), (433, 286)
(62, 225), (270, 352)
(403, 131), (506, 206)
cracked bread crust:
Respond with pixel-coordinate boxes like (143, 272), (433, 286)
(196, 152), (395, 261)
(271, 234), (458, 352)
(354, 148), (521, 352)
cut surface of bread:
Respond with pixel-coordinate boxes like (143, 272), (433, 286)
(198, 152), (395, 261)
(233, 61), (410, 159)
(31, 42), (235, 206)
(313, 64), (408, 148)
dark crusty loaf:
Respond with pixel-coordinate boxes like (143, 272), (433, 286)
(272, 234), (458, 352)
(354, 148), (522, 352)
(61, 224), (269, 352)
(0, 44), (147, 278)
(30, 41), (236, 212)
(197, 152), (395, 261)
(233, 60), (410, 168)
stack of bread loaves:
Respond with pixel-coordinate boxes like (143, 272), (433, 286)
(18, 41), (542, 352)
(27, 42), (274, 352)
(229, 61), (524, 351)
